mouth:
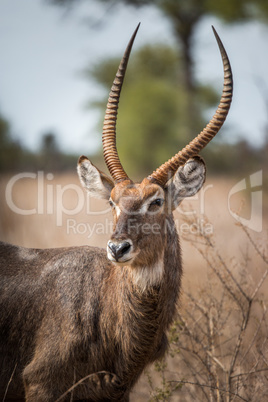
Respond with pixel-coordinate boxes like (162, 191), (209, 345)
(107, 252), (133, 265)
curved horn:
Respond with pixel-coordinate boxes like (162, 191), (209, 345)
(102, 23), (140, 183)
(148, 26), (233, 186)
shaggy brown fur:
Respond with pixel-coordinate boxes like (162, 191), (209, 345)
(0, 220), (180, 401)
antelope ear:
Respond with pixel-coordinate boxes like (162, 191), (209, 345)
(165, 156), (206, 210)
(77, 156), (114, 200)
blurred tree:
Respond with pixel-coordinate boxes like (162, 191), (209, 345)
(49, 0), (268, 176)
(0, 115), (78, 173)
(87, 44), (218, 177)
(0, 113), (23, 172)
(39, 131), (62, 171)
(40, 132), (59, 154)
(49, 0), (268, 136)
(38, 131), (79, 171)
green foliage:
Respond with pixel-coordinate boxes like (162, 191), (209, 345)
(89, 45), (181, 92)
(146, 358), (182, 401)
(50, 0), (268, 21)
(154, 0), (268, 24)
(94, 0), (268, 23)
(48, 0), (150, 6)
(205, 0), (268, 23)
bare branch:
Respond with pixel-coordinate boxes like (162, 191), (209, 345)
(250, 268), (268, 300)
(239, 302), (267, 366)
(231, 368), (268, 379)
(240, 223), (268, 264)
(168, 380), (248, 401)
(227, 300), (252, 384)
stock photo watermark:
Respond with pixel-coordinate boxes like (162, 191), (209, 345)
(65, 217), (214, 239)
(4, 170), (263, 236)
(228, 170), (263, 233)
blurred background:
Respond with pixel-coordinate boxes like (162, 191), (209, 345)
(0, 0), (268, 175)
(0, 0), (267, 243)
(0, 1), (267, 400)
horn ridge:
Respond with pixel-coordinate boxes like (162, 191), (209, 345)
(148, 26), (233, 186)
(102, 23), (140, 183)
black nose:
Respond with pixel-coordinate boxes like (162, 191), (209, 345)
(108, 241), (131, 261)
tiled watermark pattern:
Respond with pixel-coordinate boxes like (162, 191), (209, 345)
(5, 171), (263, 235)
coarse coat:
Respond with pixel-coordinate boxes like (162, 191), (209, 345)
(0, 220), (180, 401)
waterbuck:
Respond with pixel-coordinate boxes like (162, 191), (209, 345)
(0, 24), (233, 401)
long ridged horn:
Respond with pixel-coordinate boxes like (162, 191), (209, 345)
(148, 26), (233, 186)
(102, 23), (140, 183)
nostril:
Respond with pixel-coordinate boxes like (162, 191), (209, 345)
(118, 242), (131, 258)
(108, 242), (117, 255)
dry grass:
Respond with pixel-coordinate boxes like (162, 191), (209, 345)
(0, 172), (267, 401)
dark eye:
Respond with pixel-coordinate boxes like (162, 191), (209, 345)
(109, 199), (114, 208)
(150, 198), (164, 208)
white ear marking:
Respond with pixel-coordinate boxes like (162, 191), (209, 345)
(165, 156), (206, 210)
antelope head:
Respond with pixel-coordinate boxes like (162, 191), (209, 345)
(78, 24), (233, 275)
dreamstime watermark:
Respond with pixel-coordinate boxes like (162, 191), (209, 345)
(4, 170), (263, 235)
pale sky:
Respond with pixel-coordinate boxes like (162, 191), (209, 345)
(0, 0), (268, 155)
